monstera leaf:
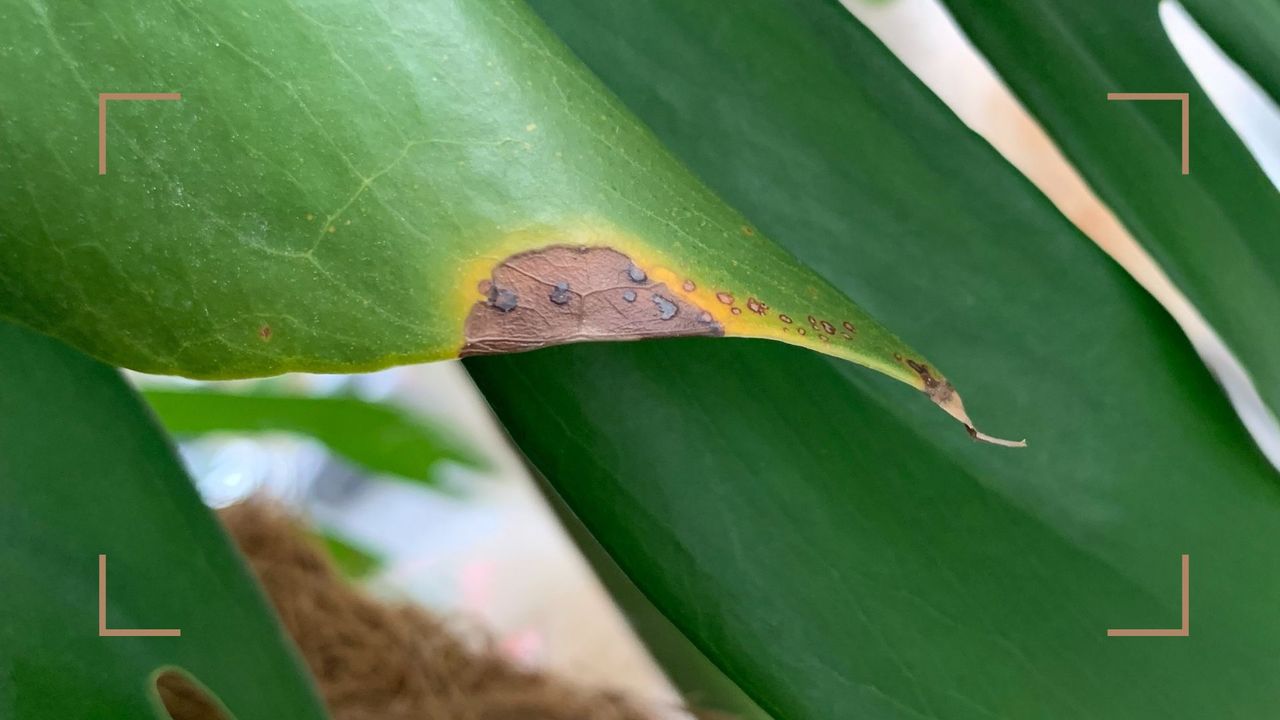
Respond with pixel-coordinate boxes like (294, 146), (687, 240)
(938, 0), (1280, 420)
(465, 0), (1280, 718)
(0, 320), (327, 720)
(0, 0), (1016, 442)
(6, 0), (1279, 718)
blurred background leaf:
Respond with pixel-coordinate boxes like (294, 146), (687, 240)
(143, 388), (484, 485)
(314, 530), (383, 580)
(939, 0), (1280, 422)
(1180, 0), (1280, 103)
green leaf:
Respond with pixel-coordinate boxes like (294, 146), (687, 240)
(143, 388), (484, 483)
(0, 0), (1014, 442)
(543, 475), (773, 720)
(314, 530), (382, 580)
(1180, 0), (1280, 105)
(0, 320), (327, 719)
(467, 0), (1280, 717)
(937, 0), (1280, 420)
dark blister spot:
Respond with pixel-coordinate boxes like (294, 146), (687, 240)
(622, 289), (637, 302)
(905, 358), (940, 389)
(549, 281), (572, 305)
(627, 265), (647, 283)
(487, 285), (519, 312)
(652, 294), (678, 320)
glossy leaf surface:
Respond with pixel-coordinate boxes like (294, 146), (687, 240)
(0, 0), (1002, 438)
(468, 0), (1280, 717)
(939, 0), (1280, 418)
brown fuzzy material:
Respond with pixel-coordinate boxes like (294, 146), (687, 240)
(160, 500), (656, 720)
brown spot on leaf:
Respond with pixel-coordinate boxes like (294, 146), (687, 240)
(716, 292), (735, 305)
(904, 358), (955, 405)
(462, 246), (723, 356)
(682, 280), (696, 292)
(843, 321), (856, 333)
(741, 225), (755, 236)
(258, 325), (272, 341)
(746, 297), (768, 315)
(820, 320), (836, 335)
(778, 314), (792, 324)
(731, 307), (742, 315)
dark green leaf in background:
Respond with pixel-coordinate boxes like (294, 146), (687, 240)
(0, 321), (326, 719)
(938, 0), (1280, 421)
(469, 0), (1280, 717)
(1180, 0), (1280, 105)
(144, 388), (484, 484)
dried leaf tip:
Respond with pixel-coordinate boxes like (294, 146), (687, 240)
(966, 426), (1028, 448)
(930, 379), (1027, 448)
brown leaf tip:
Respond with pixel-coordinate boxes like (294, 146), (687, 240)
(902, 356), (1026, 448)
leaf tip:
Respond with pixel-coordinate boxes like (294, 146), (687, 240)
(900, 357), (1025, 447)
(930, 381), (1026, 448)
